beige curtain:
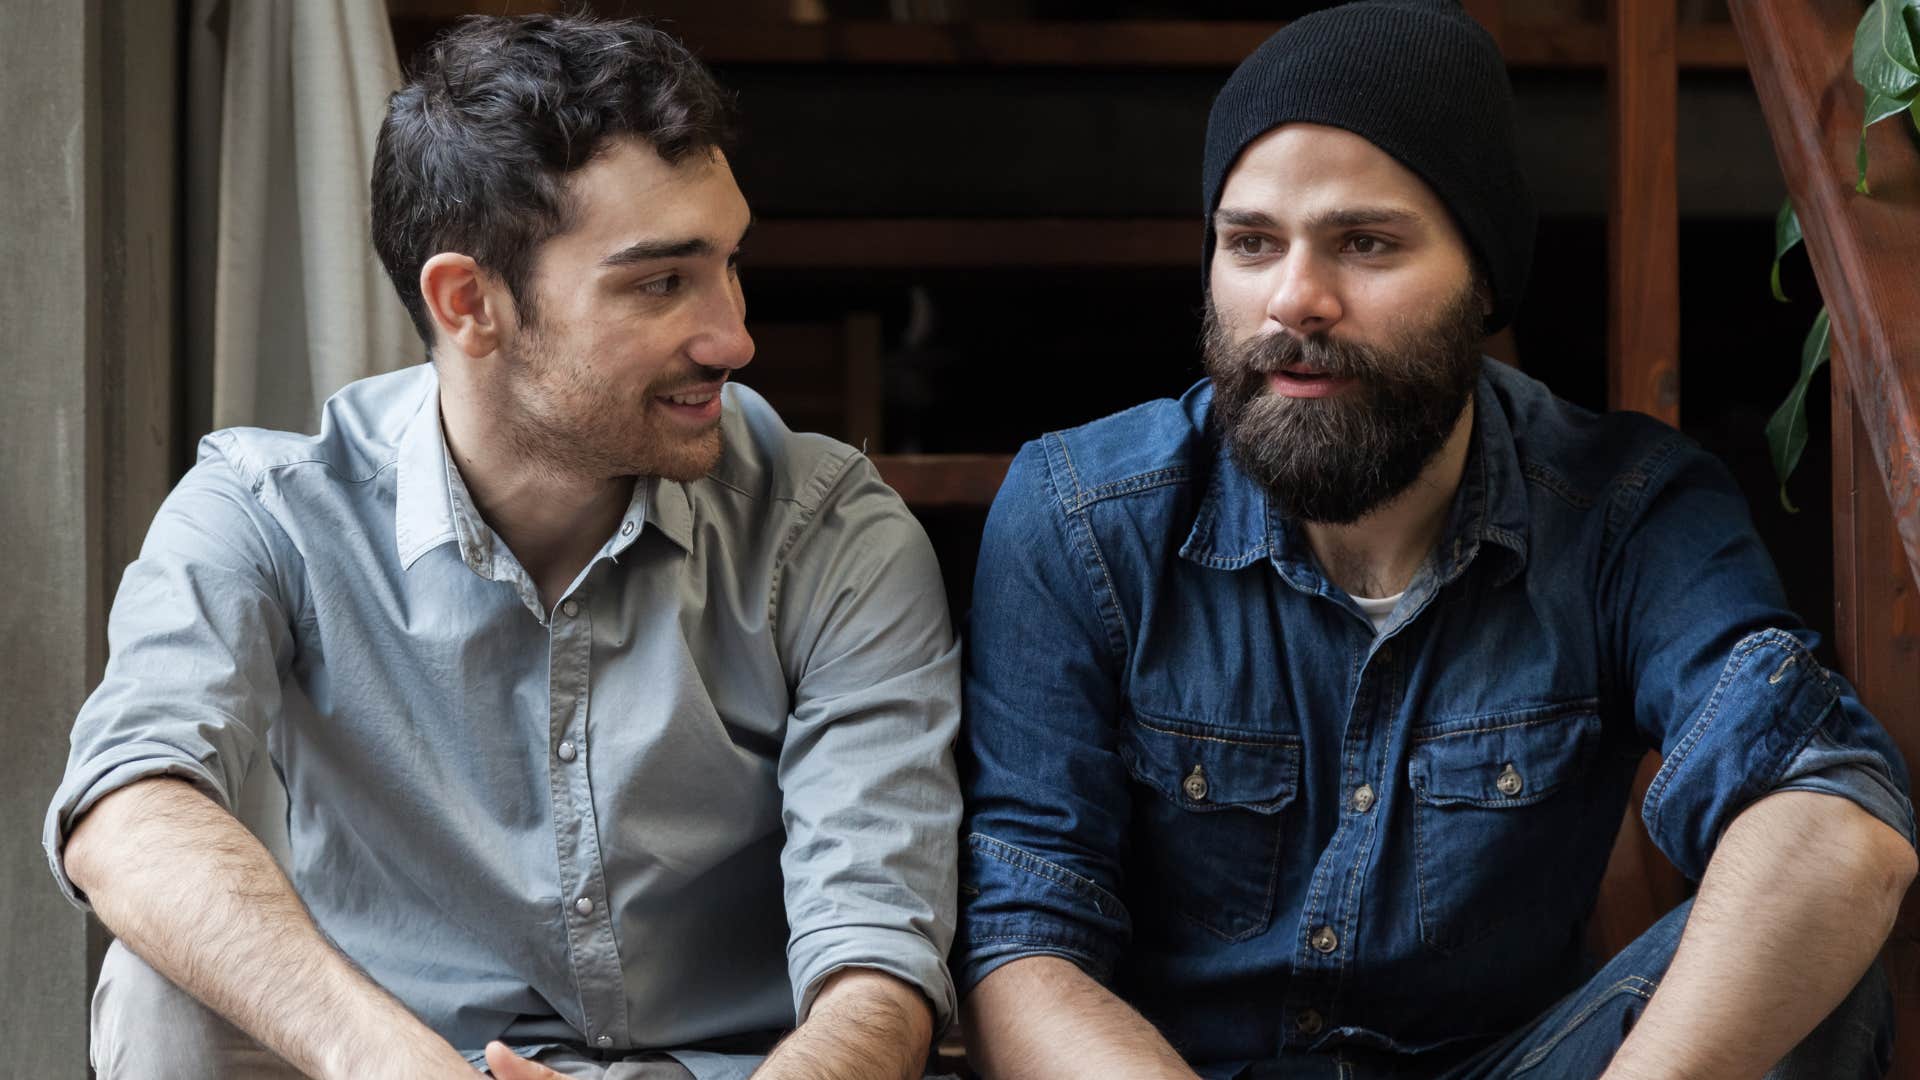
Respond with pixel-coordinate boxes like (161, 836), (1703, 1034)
(185, 0), (416, 441)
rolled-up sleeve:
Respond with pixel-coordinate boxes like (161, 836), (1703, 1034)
(954, 440), (1135, 996)
(42, 445), (301, 909)
(772, 452), (962, 1031)
(1603, 439), (1914, 881)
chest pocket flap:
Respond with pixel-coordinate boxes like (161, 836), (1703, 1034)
(1121, 714), (1301, 813)
(1409, 705), (1600, 808)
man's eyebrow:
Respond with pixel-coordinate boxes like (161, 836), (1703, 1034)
(1214, 208), (1279, 230)
(1212, 206), (1426, 231)
(599, 219), (755, 269)
(1308, 207), (1426, 230)
(600, 237), (713, 267)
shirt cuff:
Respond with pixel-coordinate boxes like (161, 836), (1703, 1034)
(953, 832), (1130, 997)
(43, 744), (232, 910)
(1770, 744), (1916, 848)
(790, 924), (957, 1035)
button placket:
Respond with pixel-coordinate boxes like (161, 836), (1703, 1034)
(545, 596), (626, 1049)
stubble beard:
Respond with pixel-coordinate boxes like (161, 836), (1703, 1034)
(500, 321), (727, 485)
(1201, 278), (1489, 526)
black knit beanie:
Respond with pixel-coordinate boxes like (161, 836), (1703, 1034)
(1202, 0), (1535, 333)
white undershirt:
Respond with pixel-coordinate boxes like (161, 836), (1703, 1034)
(1352, 591), (1404, 635)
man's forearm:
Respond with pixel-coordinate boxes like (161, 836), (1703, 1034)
(64, 777), (472, 1080)
(962, 955), (1199, 1080)
(753, 968), (933, 1080)
(1602, 790), (1915, 1080)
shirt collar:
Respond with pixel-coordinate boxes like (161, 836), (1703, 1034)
(394, 372), (458, 571)
(1178, 365), (1531, 586)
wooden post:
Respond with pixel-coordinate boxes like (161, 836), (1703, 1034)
(1607, 0), (1682, 425)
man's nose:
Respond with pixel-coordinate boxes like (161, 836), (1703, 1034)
(687, 280), (755, 372)
(1265, 251), (1343, 337)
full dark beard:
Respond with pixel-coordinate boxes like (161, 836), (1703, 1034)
(1202, 280), (1489, 525)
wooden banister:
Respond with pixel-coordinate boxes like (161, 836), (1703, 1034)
(1729, 0), (1920, 591)
(1608, 0), (1681, 426)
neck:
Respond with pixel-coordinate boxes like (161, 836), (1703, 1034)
(1302, 399), (1474, 600)
(438, 368), (632, 612)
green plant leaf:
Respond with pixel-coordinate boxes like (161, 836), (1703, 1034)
(1856, 0), (1920, 100)
(1770, 198), (1803, 302)
(1858, 89), (1917, 189)
(1765, 307), (1833, 513)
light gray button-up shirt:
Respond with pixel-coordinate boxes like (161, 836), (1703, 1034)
(45, 364), (961, 1074)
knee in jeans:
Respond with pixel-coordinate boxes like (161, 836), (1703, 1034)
(1769, 961), (1894, 1080)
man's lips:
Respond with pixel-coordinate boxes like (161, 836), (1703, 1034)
(653, 382), (726, 421)
(1267, 367), (1356, 399)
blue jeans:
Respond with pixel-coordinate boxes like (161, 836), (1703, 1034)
(1238, 899), (1893, 1079)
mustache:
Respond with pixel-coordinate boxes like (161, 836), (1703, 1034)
(1207, 320), (1389, 383)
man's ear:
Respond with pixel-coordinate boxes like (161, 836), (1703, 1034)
(420, 253), (508, 360)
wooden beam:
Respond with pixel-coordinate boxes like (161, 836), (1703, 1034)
(389, 12), (1747, 73)
(871, 454), (1012, 508)
(750, 218), (1195, 269)
(1730, 0), (1920, 603)
(1607, 0), (1681, 426)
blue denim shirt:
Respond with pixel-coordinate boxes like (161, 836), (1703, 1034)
(956, 361), (1913, 1076)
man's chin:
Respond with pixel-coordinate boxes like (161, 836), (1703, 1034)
(643, 429), (724, 483)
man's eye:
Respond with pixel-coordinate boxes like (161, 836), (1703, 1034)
(1232, 235), (1270, 256)
(639, 274), (681, 297)
(1347, 235), (1389, 255)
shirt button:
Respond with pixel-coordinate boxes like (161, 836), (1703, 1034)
(1310, 926), (1339, 954)
(621, 520), (636, 537)
(574, 896), (594, 916)
(561, 598), (580, 618)
(1295, 1009), (1324, 1036)
(557, 740), (577, 762)
(595, 1035), (613, 1048)
(1182, 765), (1209, 802)
(1351, 784), (1376, 813)
(1496, 763), (1525, 796)
(1375, 643), (1392, 663)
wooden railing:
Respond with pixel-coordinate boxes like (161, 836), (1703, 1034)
(1730, 0), (1920, 1071)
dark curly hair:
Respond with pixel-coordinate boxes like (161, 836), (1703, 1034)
(372, 14), (738, 348)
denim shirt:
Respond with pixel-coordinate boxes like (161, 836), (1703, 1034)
(956, 361), (1913, 1075)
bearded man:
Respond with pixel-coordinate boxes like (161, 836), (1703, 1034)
(954, 2), (1916, 1077)
(47, 15), (960, 1080)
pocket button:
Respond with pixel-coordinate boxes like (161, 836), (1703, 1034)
(1351, 784), (1376, 813)
(1295, 1009), (1324, 1036)
(1182, 764), (1209, 802)
(1495, 763), (1524, 796)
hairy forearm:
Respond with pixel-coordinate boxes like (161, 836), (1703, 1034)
(64, 777), (471, 1080)
(963, 956), (1199, 1080)
(753, 968), (933, 1080)
(1602, 790), (1915, 1080)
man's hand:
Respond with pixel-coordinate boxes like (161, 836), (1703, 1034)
(751, 968), (934, 1080)
(485, 1040), (569, 1079)
(1599, 790), (1915, 1079)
